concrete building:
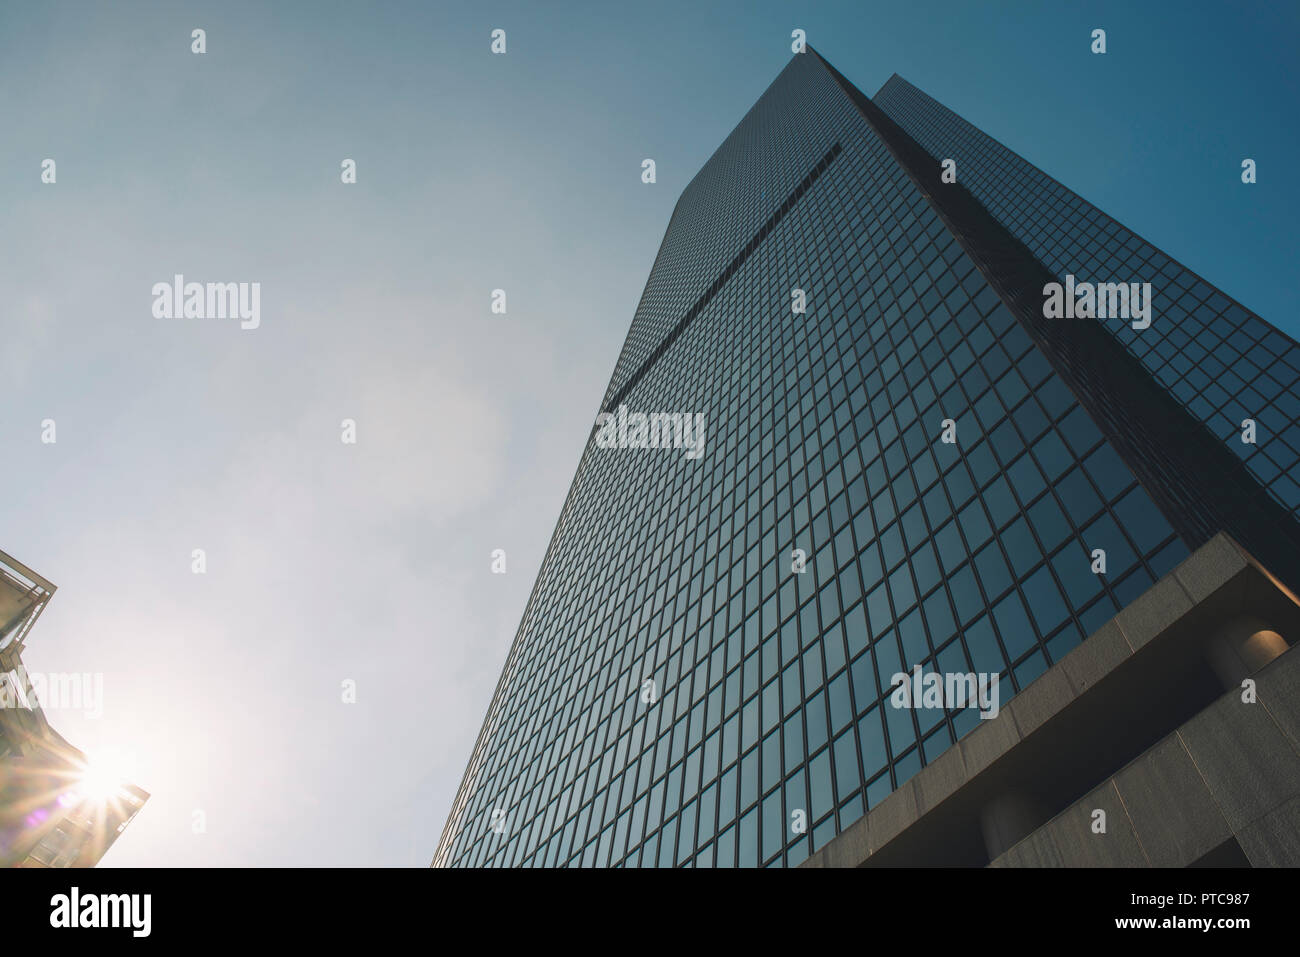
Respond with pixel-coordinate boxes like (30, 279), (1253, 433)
(0, 549), (149, 867)
(802, 533), (1300, 866)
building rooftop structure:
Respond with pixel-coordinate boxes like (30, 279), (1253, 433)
(0, 549), (149, 867)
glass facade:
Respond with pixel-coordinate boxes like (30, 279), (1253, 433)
(434, 51), (1298, 867)
(875, 75), (1300, 521)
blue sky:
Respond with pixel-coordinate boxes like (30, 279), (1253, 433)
(1, 0), (1295, 865)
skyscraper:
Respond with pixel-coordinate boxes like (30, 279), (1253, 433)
(434, 49), (1300, 868)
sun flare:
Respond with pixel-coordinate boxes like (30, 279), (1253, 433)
(74, 750), (134, 804)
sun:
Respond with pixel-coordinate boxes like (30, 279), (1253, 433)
(74, 749), (134, 804)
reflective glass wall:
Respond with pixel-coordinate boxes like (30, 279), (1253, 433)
(435, 53), (1201, 867)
